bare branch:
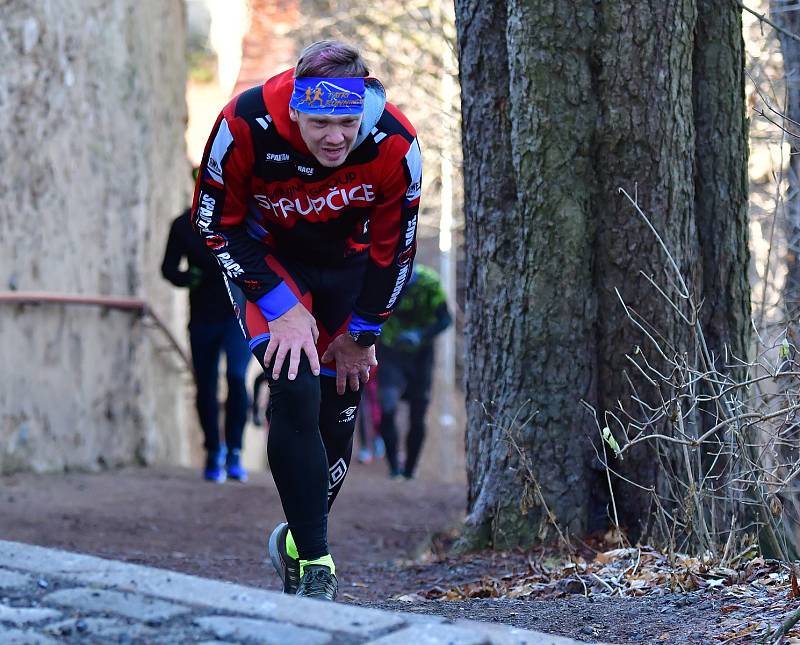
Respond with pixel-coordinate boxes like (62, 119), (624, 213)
(737, 0), (800, 45)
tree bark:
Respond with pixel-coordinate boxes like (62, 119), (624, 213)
(691, 1), (753, 540)
(457, 0), (750, 547)
(771, 4), (800, 320)
(592, 0), (699, 539)
(693, 1), (751, 369)
(762, 1), (800, 560)
(457, 0), (596, 549)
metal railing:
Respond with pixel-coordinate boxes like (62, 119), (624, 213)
(0, 291), (192, 370)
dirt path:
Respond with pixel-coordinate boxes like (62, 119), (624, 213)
(0, 462), (462, 589)
(0, 463), (727, 643)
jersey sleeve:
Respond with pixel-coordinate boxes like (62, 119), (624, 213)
(191, 110), (298, 320)
(349, 137), (422, 332)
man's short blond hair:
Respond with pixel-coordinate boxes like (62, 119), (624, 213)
(294, 40), (369, 78)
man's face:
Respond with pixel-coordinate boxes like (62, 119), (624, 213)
(290, 109), (362, 167)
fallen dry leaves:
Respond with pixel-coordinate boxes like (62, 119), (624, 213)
(417, 541), (800, 643)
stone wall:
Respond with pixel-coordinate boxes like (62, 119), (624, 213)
(0, 1), (191, 473)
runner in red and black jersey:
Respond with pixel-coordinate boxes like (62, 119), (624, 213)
(191, 40), (421, 601)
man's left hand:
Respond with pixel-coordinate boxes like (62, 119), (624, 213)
(320, 334), (378, 395)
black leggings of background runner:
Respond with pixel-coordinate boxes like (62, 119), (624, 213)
(377, 345), (433, 477)
(265, 355), (361, 561)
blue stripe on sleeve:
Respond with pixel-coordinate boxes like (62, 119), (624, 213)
(348, 313), (383, 333)
(256, 282), (298, 321)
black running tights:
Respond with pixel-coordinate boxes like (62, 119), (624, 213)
(265, 356), (361, 561)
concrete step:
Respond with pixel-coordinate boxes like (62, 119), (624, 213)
(0, 540), (591, 644)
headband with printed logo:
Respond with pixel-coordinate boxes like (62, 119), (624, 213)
(289, 77), (365, 115)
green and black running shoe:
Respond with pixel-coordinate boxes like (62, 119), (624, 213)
(296, 565), (338, 601)
(268, 522), (300, 594)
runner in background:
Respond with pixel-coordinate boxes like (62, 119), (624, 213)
(377, 264), (451, 479)
(161, 169), (251, 483)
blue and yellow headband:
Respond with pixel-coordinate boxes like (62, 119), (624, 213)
(289, 77), (365, 115)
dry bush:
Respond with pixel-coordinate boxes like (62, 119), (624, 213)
(585, 188), (800, 563)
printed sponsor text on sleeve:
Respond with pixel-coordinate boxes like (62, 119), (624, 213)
(405, 138), (422, 201)
(206, 118), (234, 184)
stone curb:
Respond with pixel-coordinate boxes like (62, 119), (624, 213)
(0, 540), (592, 644)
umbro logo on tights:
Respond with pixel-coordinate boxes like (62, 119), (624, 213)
(327, 458), (347, 498)
(339, 406), (357, 423)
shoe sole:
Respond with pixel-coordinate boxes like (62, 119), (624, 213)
(268, 522), (298, 594)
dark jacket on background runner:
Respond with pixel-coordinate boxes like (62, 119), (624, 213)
(161, 209), (235, 323)
(161, 209), (250, 479)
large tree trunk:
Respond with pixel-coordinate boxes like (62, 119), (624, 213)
(593, 1), (699, 538)
(457, 0), (750, 547)
(457, 0), (596, 549)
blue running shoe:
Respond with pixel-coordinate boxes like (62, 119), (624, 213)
(373, 436), (385, 459)
(226, 449), (248, 482)
(203, 449), (226, 483)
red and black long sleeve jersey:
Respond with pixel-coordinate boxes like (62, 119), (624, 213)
(191, 69), (421, 328)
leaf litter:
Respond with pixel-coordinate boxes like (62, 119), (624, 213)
(412, 537), (800, 643)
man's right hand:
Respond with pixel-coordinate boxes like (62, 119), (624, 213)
(262, 302), (320, 380)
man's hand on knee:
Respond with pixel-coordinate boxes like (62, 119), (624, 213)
(320, 334), (378, 395)
(263, 303), (320, 380)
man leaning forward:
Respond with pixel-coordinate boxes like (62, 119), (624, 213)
(191, 40), (421, 600)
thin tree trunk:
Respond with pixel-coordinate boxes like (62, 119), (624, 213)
(762, 1), (800, 559)
(694, 2), (750, 366)
(693, 0), (752, 542)
(772, 3), (800, 320)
